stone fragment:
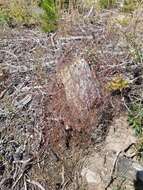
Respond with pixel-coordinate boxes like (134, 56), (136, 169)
(116, 156), (143, 182)
(81, 116), (137, 190)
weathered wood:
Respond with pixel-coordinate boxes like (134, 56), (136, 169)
(58, 57), (100, 119)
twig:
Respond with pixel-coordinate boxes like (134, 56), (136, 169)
(24, 176), (27, 190)
(61, 179), (70, 190)
(0, 83), (13, 99)
(27, 179), (46, 190)
(12, 158), (33, 189)
(105, 143), (136, 189)
(59, 36), (93, 41)
(84, 6), (94, 18)
(61, 165), (65, 185)
(12, 171), (24, 189)
(105, 151), (122, 190)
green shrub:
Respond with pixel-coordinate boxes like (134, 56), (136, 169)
(128, 103), (143, 136)
(0, 0), (59, 32)
(8, 0), (30, 23)
(0, 9), (9, 25)
(3, 0), (41, 25)
(39, 0), (58, 32)
(0, 0), (40, 26)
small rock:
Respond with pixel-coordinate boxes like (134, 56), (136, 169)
(14, 147), (24, 161)
(5, 152), (14, 163)
(116, 156), (143, 182)
(81, 168), (99, 184)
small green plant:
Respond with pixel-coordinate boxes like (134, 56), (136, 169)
(39, 0), (58, 32)
(0, 9), (9, 25)
(128, 102), (143, 136)
(115, 15), (130, 27)
(107, 76), (129, 91)
(98, 0), (117, 9)
(135, 137), (143, 161)
(130, 47), (143, 63)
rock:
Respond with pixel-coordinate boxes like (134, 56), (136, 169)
(5, 152), (14, 163)
(105, 116), (136, 153)
(116, 156), (143, 182)
(31, 7), (45, 16)
(81, 168), (99, 184)
(81, 168), (103, 190)
(14, 148), (23, 161)
(81, 116), (137, 190)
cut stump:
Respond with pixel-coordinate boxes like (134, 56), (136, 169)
(58, 57), (100, 121)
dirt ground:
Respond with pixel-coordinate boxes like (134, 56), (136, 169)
(0, 6), (143, 190)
